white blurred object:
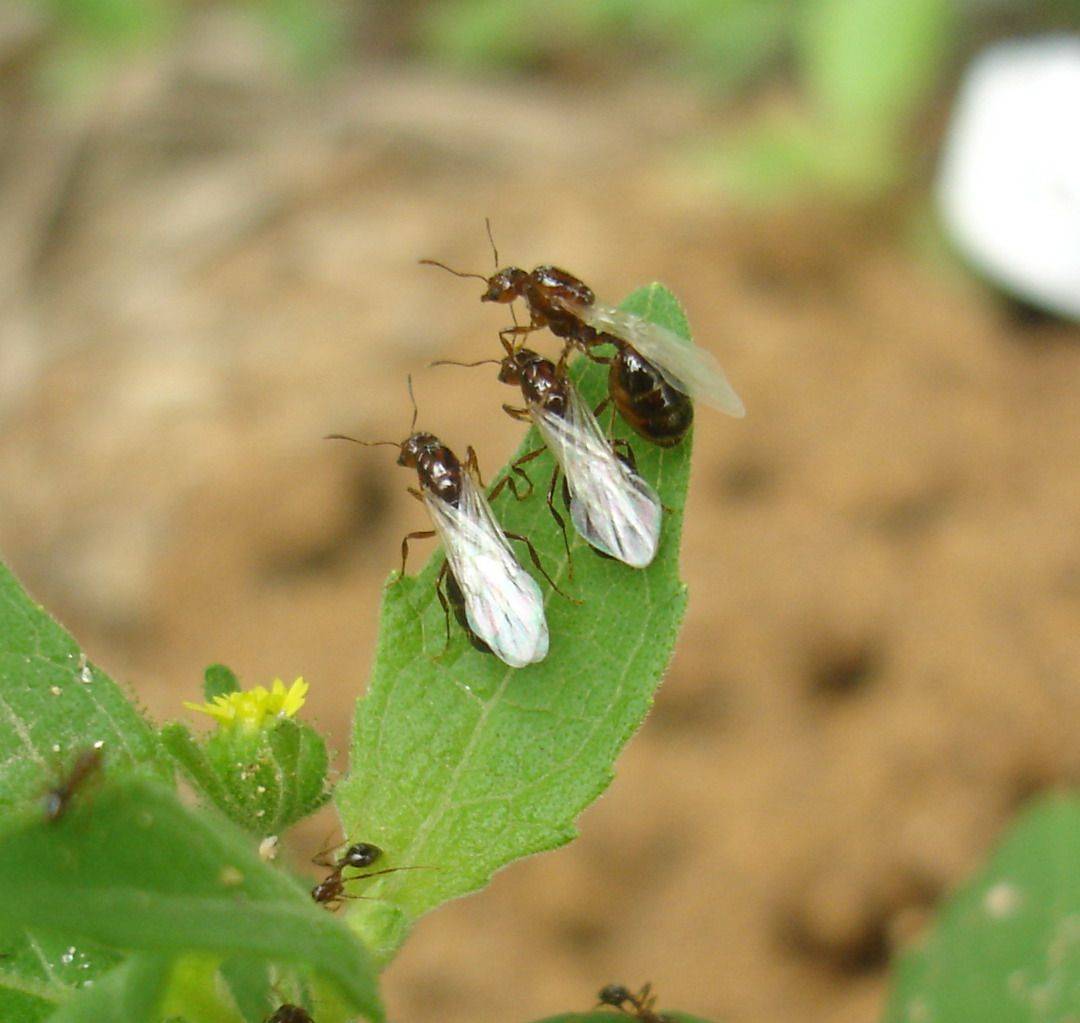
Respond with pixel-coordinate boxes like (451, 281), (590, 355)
(937, 35), (1080, 320)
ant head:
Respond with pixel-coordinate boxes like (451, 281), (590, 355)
(482, 266), (529, 303)
(497, 346), (542, 386)
(598, 984), (633, 1007)
(341, 842), (382, 869)
(398, 432), (439, 469)
(266, 1006), (314, 1023)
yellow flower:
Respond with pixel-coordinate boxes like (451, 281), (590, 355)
(184, 677), (308, 732)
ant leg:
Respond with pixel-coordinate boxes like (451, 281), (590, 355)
(406, 486), (424, 504)
(504, 531), (579, 603)
(545, 465), (573, 577)
(489, 446), (544, 502)
(501, 403), (532, 422)
(464, 446), (485, 488)
(610, 437), (638, 473)
(312, 828), (343, 869)
(592, 396), (611, 419)
(498, 324), (540, 350)
(399, 530), (436, 578)
(434, 560), (452, 656)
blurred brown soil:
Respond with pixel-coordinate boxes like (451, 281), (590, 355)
(1, 19), (1079, 1023)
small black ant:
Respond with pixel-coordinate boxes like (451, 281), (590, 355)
(597, 982), (671, 1022)
(309, 840), (428, 912)
(265, 1005), (313, 1023)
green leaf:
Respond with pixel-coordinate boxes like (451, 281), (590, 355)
(0, 562), (166, 814)
(0, 776), (383, 1022)
(0, 562), (170, 1019)
(800, 0), (955, 128)
(219, 957), (274, 1023)
(45, 954), (170, 1023)
(0, 933), (123, 1023)
(203, 664), (241, 702)
(883, 794), (1080, 1023)
(336, 284), (694, 962)
(162, 718), (331, 836)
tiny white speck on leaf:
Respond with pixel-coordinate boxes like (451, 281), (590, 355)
(985, 881), (1022, 918)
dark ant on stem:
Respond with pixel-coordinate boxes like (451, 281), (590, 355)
(265, 1006), (314, 1023)
(597, 981), (672, 1023)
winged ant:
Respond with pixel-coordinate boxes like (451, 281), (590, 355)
(434, 341), (662, 569)
(327, 377), (562, 668)
(421, 228), (744, 447)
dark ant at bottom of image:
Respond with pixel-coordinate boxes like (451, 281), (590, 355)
(597, 981), (672, 1022)
(265, 1005), (313, 1023)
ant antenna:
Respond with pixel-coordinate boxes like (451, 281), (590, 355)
(429, 358), (502, 370)
(485, 217), (499, 269)
(406, 374), (419, 434)
(324, 435), (400, 449)
(418, 259), (488, 282)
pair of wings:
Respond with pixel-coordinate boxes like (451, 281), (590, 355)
(423, 474), (549, 669)
(531, 383), (662, 569)
(560, 297), (746, 419)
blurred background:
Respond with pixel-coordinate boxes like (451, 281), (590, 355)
(2, 0), (1079, 1020)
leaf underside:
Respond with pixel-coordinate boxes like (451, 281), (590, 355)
(335, 283), (695, 959)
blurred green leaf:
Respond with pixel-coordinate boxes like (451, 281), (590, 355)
(0, 561), (169, 1020)
(883, 794), (1080, 1023)
(701, 107), (899, 203)
(335, 284), (695, 963)
(0, 777), (382, 1022)
(800, 0), (955, 126)
(45, 954), (170, 1023)
(419, 0), (544, 69)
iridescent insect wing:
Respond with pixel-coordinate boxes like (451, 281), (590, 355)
(531, 383), (662, 569)
(423, 476), (549, 667)
(569, 299), (746, 418)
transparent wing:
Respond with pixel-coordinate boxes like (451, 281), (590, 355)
(569, 299), (745, 418)
(423, 476), (548, 668)
(532, 384), (661, 569)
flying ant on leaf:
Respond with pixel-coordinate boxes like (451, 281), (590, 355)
(327, 376), (569, 668)
(433, 340), (662, 569)
(421, 223), (744, 448)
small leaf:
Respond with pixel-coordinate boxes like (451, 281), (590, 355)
(0, 777), (383, 1022)
(163, 719), (331, 835)
(45, 954), (170, 1023)
(883, 794), (1080, 1022)
(203, 664), (241, 702)
(336, 284), (695, 962)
